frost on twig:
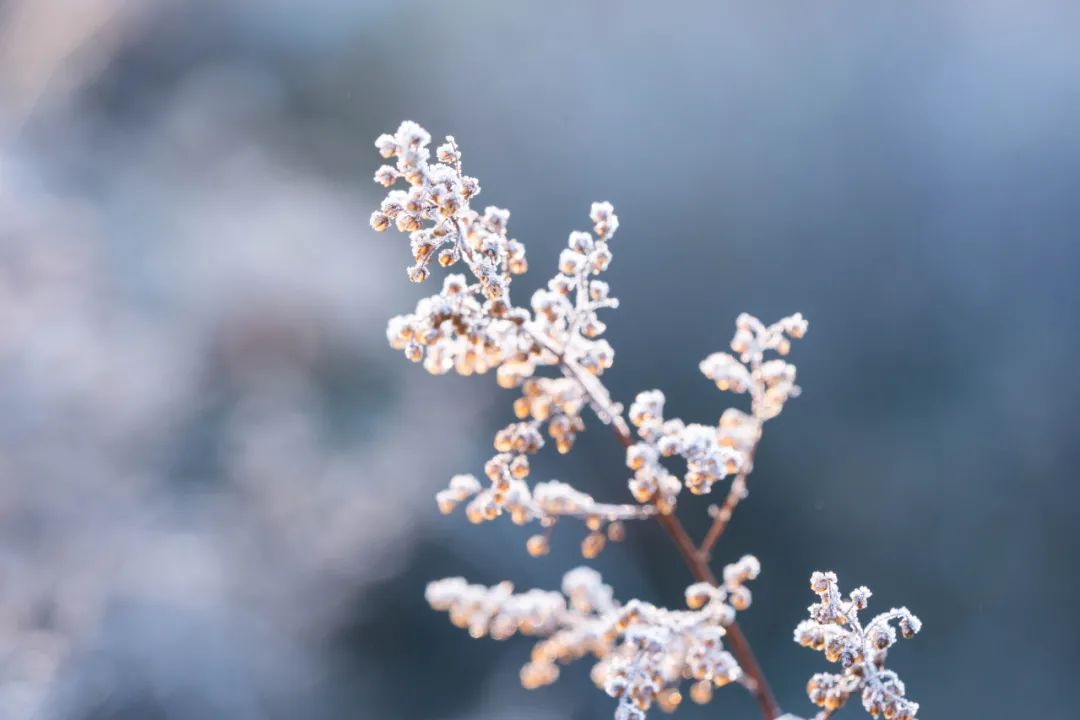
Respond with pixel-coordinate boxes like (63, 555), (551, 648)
(426, 557), (760, 720)
(794, 572), (923, 719)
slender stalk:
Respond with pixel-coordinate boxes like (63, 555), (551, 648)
(656, 510), (781, 720)
(538, 337), (782, 719)
(699, 473), (748, 559)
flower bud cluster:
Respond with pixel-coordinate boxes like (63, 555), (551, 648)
(793, 572), (922, 719)
(371, 123), (523, 297)
(620, 314), (807, 511)
(386, 273), (531, 375)
(528, 203), (620, 379)
(627, 389), (750, 505)
(426, 563), (756, 720)
(705, 312), (807, 421)
(512, 377), (587, 454)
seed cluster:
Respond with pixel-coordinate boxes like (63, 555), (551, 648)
(624, 311), (806, 510)
(793, 572), (922, 719)
(426, 559), (758, 720)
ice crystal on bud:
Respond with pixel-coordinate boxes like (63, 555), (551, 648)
(794, 572), (922, 719)
(427, 560), (758, 719)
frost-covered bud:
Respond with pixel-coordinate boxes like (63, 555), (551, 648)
(559, 248), (586, 275)
(723, 555), (760, 588)
(626, 442), (657, 471)
(684, 583), (714, 610)
(374, 164), (398, 187)
(629, 473), (657, 503)
(437, 137), (461, 164)
(868, 625), (896, 650)
(699, 352), (751, 393)
(590, 201), (619, 240)
(567, 230), (594, 253)
(760, 358), (796, 386)
(406, 264), (428, 283)
(899, 612), (922, 638)
(589, 279), (611, 302)
(850, 586), (872, 610)
(386, 316), (411, 349)
(577, 339), (614, 375)
(591, 243), (613, 273)
(436, 490), (457, 514)
(370, 210), (391, 231)
(441, 273), (467, 295)
(629, 390), (665, 427)
(449, 474), (482, 496)
(810, 571), (837, 595)
(397, 213), (423, 233)
(404, 340), (423, 362)
(395, 120), (431, 149)
(459, 175), (480, 198)
(483, 206), (510, 234)
(781, 312), (808, 338)
(380, 191), (406, 217)
(375, 133), (397, 158)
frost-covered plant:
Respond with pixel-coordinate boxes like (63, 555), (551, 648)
(792, 572), (922, 719)
(427, 557), (758, 719)
(372, 121), (923, 720)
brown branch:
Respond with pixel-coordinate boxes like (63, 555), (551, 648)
(698, 473), (748, 559)
(656, 509), (781, 720)
(550, 349), (781, 719)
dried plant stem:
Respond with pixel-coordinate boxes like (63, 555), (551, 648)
(545, 342), (782, 720)
(699, 473), (748, 559)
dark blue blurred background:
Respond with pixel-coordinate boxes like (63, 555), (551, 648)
(1, 1), (1076, 719)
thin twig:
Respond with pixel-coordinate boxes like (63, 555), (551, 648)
(699, 473), (748, 559)
(655, 504), (781, 720)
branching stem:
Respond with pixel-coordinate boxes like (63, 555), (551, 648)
(536, 334), (782, 720)
(699, 473), (748, 559)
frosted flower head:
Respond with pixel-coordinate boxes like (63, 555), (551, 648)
(794, 572), (922, 719)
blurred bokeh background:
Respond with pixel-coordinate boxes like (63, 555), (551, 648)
(0, 1), (1077, 718)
